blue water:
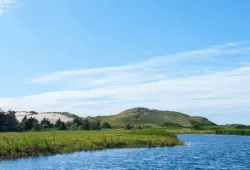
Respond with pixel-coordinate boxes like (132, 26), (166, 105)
(1, 135), (250, 170)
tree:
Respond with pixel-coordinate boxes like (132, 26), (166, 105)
(58, 122), (67, 130)
(192, 123), (202, 130)
(190, 120), (202, 130)
(73, 117), (82, 127)
(22, 115), (27, 123)
(17, 115), (28, 132)
(23, 117), (40, 131)
(4, 111), (18, 131)
(55, 118), (62, 128)
(32, 118), (41, 131)
(68, 124), (77, 130)
(41, 118), (53, 128)
(0, 109), (6, 132)
(90, 120), (101, 130)
(125, 123), (133, 130)
(81, 119), (90, 130)
(102, 122), (111, 129)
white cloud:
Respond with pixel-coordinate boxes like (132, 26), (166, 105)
(0, 0), (15, 15)
(30, 41), (250, 86)
(1, 42), (250, 124)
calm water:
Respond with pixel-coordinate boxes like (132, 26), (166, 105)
(1, 134), (250, 170)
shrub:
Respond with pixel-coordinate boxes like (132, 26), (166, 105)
(125, 123), (133, 130)
(58, 122), (67, 130)
(102, 122), (112, 129)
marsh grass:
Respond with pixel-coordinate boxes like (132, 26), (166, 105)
(215, 129), (250, 136)
(0, 129), (183, 160)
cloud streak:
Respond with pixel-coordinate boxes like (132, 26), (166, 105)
(0, 0), (15, 15)
(30, 41), (250, 86)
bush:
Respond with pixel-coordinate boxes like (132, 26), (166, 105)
(125, 123), (133, 130)
(102, 122), (112, 129)
(190, 120), (202, 130)
(41, 118), (53, 128)
(58, 122), (67, 130)
(55, 118), (62, 128)
(162, 122), (183, 129)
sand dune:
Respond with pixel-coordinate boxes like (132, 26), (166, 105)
(15, 111), (73, 123)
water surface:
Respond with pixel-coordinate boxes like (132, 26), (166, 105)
(1, 135), (250, 170)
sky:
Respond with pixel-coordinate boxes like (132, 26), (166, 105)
(0, 0), (250, 124)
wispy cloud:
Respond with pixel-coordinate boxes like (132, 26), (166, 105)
(1, 42), (250, 124)
(30, 41), (250, 88)
(0, 0), (16, 15)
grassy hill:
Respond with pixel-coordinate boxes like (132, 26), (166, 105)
(89, 107), (216, 128)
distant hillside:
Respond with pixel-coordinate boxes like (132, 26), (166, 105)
(90, 107), (216, 128)
(14, 107), (216, 127)
(15, 111), (76, 123)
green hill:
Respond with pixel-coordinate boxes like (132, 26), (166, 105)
(89, 107), (216, 128)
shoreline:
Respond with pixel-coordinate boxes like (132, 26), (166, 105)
(0, 129), (183, 161)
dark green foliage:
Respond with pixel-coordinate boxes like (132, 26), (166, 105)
(221, 124), (250, 129)
(68, 124), (77, 130)
(77, 119), (102, 130)
(190, 120), (202, 130)
(58, 122), (67, 130)
(23, 117), (41, 131)
(55, 118), (62, 128)
(0, 110), (5, 131)
(90, 120), (101, 130)
(66, 121), (74, 127)
(133, 125), (142, 130)
(102, 122), (112, 129)
(81, 119), (90, 130)
(73, 117), (82, 127)
(41, 118), (53, 128)
(162, 122), (183, 129)
(215, 129), (250, 136)
(0, 110), (19, 132)
(125, 123), (133, 130)
(192, 123), (202, 130)
(22, 115), (27, 123)
(189, 116), (217, 126)
(29, 111), (38, 115)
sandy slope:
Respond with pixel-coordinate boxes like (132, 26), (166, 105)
(15, 112), (73, 123)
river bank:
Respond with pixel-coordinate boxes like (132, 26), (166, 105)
(0, 129), (183, 160)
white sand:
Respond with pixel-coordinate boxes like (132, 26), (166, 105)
(16, 112), (73, 123)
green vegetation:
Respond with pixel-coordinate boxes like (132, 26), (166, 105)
(0, 110), (19, 132)
(2, 107), (250, 160)
(161, 122), (183, 129)
(101, 122), (112, 129)
(215, 129), (250, 136)
(0, 129), (183, 160)
(90, 107), (216, 128)
(0, 109), (108, 132)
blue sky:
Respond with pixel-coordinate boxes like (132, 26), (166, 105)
(1, 0), (250, 124)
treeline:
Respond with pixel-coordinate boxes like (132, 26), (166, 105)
(0, 109), (112, 132)
(215, 129), (250, 136)
(0, 110), (19, 132)
(59, 117), (112, 131)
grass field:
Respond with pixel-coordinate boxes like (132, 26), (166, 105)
(0, 129), (183, 160)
